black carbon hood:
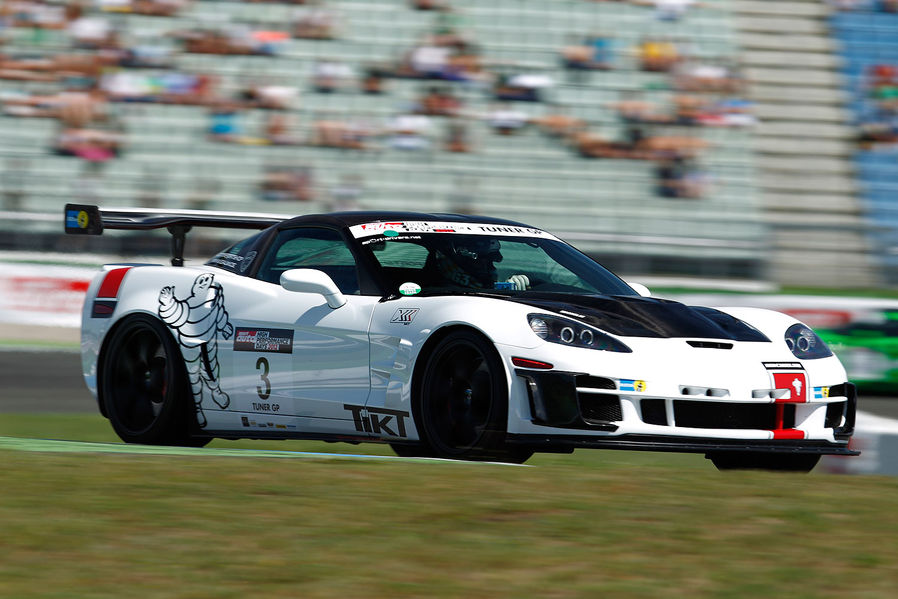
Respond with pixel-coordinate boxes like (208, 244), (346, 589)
(505, 293), (770, 341)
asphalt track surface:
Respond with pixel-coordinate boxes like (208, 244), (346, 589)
(3, 350), (898, 421)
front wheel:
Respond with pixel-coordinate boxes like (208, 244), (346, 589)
(100, 315), (207, 446)
(416, 330), (532, 463)
(707, 452), (820, 472)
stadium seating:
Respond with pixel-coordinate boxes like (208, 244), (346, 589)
(0, 0), (800, 280)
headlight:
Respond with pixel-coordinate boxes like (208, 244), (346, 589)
(784, 323), (832, 360)
(528, 314), (632, 353)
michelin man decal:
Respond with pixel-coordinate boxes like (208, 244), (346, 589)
(158, 273), (233, 427)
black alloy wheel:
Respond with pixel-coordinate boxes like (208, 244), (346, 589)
(417, 330), (531, 463)
(101, 315), (206, 446)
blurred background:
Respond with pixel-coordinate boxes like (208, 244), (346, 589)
(0, 0), (892, 286)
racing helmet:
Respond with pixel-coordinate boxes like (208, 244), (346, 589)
(445, 236), (502, 287)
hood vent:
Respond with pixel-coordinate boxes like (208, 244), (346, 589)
(686, 340), (733, 350)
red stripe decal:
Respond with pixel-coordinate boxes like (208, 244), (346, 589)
(96, 267), (131, 299)
(771, 429), (805, 440)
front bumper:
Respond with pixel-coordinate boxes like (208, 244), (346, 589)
(513, 368), (858, 456)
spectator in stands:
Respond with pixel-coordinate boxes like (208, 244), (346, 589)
(207, 102), (242, 142)
(312, 59), (353, 92)
(263, 112), (302, 145)
(672, 60), (744, 94)
(494, 73), (552, 102)
(638, 37), (680, 72)
(630, 0), (704, 21)
(561, 34), (613, 71)
(486, 104), (528, 135)
(411, 0), (451, 10)
(388, 113), (433, 150)
(655, 156), (708, 198)
(361, 66), (386, 94)
(416, 86), (462, 116)
(531, 110), (586, 138)
(239, 80), (298, 109)
(444, 119), (471, 152)
(310, 113), (372, 149)
(292, 1), (339, 39)
(259, 164), (314, 202)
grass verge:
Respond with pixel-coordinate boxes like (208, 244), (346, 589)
(1, 413), (897, 598)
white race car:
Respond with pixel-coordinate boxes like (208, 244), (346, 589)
(65, 204), (858, 470)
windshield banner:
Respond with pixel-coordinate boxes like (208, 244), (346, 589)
(349, 221), (560, 241)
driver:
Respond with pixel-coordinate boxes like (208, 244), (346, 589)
(431, 236), (531, 290)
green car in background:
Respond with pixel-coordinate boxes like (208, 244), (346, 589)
(819, 312), (898, 392)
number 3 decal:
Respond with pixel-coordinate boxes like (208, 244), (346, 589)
(256, 357), (271, 400)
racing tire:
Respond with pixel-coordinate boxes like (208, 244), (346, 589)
(707, 452), (820, 473)
(416, 330), (532, 463)
(100, 315), (209, 447)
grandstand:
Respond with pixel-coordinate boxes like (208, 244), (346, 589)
(0, 0), (879, 287)
(830, 4), (898, 285)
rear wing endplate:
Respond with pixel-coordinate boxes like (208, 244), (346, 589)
(64, 204), (288, 266)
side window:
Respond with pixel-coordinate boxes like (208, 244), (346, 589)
(256, 228), (360, 294)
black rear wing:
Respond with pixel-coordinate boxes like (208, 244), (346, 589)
(64, 204), (289, 266)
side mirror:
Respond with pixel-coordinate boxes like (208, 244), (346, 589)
(628, 282), (652, 298)
(280, 269), (346, 309)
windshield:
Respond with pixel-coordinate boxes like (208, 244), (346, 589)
(353, 224), (637, 297)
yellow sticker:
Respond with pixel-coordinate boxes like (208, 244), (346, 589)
(77, 210), (89, 229)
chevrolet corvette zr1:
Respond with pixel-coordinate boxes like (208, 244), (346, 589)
(65, 205), (857, 470)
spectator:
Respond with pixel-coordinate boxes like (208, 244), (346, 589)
(638, 37), (680, 72)
(416, 86), (462, 116)
(310, 114), (372, 149)
(208, 102), (242, 142)
(494, 73), (552, 102)
(655, 156), (708, 198)
(388, 113), (433, 150)
(444, 118), (471, 152)
(672, 60), (744, 93)
(531, 111), (586, 138)
(259, 164), (314, 202)
(412, 0), (451, 10)
(561, 34), (613, 71)
(263, 112), (302, 145)
(486, 104), (528, 135)
(312, 59), (353, 92)
(361, 66), (386, 94)
(292, 1), (338, 39)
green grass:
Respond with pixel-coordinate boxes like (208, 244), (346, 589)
(1, 414), (898, 597)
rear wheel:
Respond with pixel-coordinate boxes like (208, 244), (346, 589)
(101, 315), (208, 446)
(707, 452), (820, 472)
(416, 330), (532, 463)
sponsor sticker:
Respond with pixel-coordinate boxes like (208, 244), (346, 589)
(764, 361), (808, 403)
(234, 328), (294, 354)
(344, 404), (410, 437)
(391, 308), (419, 325)
(620, 379), (646, 392)
(399, 282), (421, 296)
(349, 221), (560, 241)
(813, 386), (830, 399)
